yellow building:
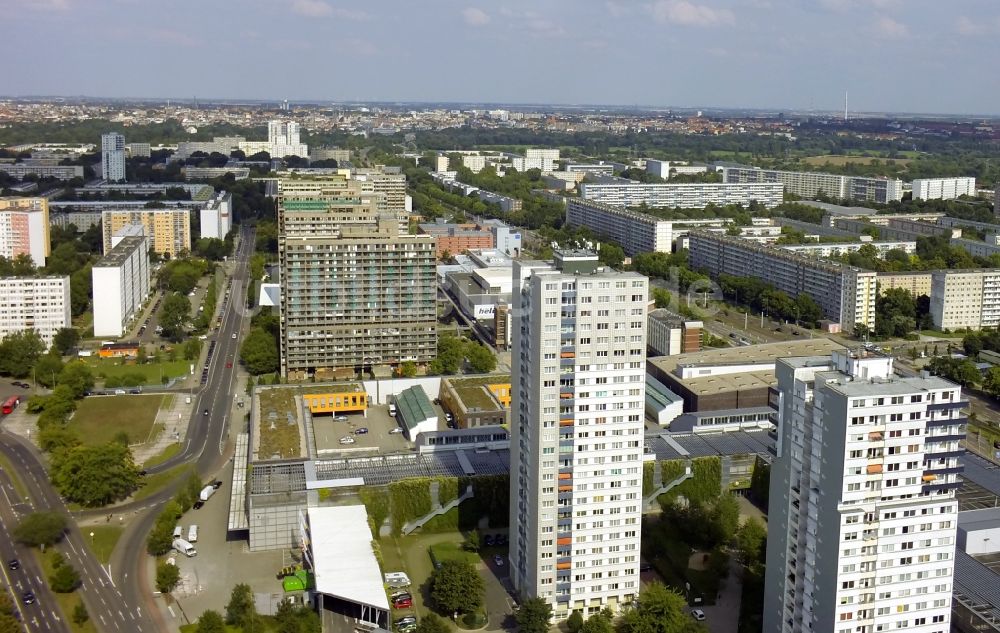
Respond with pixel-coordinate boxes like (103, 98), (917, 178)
(101, 208), (191, 257)
(301, 384), (369, 414)
(876, 271), (933, 298)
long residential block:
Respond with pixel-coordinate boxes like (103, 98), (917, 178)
(578, 180), (783, 209)
(92, 236), (151, 338)
(911, 177), (976, 201)
(0, 276), (71, 346)
(688, 231), (876, 332)
(722, 165), (903, 203)
(930, 269), (1000, 331)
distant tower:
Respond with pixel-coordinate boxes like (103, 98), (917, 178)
(101, 132), (126, 182)
(844, 89), (848, 121)
(283, 99), (289, 111)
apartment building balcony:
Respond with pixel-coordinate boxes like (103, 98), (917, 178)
(866, 463), (883, 475)
(922, 481), (961, 493)
(925, 433), (965, 443)
(925, 448), (964, 460)
(868, 431), (883, 442)
(926, 416), (967, 428)
(928, 400), (968, 413)
(923, 465), (964, 476)
(559, 418), (574, 427)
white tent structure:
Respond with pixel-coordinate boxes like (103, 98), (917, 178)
(302, 505), (390, 627)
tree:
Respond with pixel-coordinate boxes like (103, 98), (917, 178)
(240, 327), (280, 374)
(196, 610), (226, 633)
(567, 610), (584, 633)
(430, 559), (484, 615)
(155, 561), (181, 593)
(50, 557), (81, 592)
(598, 243), (625, 268)
(57, 361), (95, 398)
(464, 530), (480, 552)
(875, 288), (917, 338)
(50, 442), (142, 507)
(0, 329), (46, 377)
(159, 292), (191, 341)
(72, 602), (89, 626)
(652, 287), (673, 309)
(618, 582), (699, 633)
(274, 599), (321, 633)
(147, 521), (176, 556)
(984, 366), (1000, 398)
(225, 583), (257, 627)
(735, 517), (767, 567)
(579, 610), (614, 633)
(853, 323), (870, 340)
(414, 612), (450, 633)
(465, 342), (497, 373)
(515, 597), (552, 633)
(13, 511), (67, 547)
(34, 353), (65, 388)
(52, 328), (80, 355)
(709, 494), (741, 545)
(183, 338), (202, 361)
(399, 361), (418, 378)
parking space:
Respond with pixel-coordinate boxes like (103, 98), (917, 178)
(167, 461), (291, 623)
(312, 405), (412, 454)
(958, 479), (1000, 511)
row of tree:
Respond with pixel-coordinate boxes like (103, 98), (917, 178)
(716, 274), (824, 327)
(191, 584), (319, 633)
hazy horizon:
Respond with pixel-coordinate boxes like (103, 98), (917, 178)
(6, 0), (1000, 117)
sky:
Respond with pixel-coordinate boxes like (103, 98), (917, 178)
(5, 0), (1000, 115)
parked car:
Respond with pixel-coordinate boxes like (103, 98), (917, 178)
(390, 427), (403, 434)
(21, 591), (35, 605)
(691, 609), (706, 621)
(339, 436), (356, 445)
(495, 534), (507, 546)
(333, 415), (348, 422)
(355, 427), (369, 435)
(211, 480), (223, 489)
(484, 534), (494, 547)
(493, 554), (504, 567)
(8, 559), (19, 571)
(193, 500), (204, 510)
(396, 616), (417, 627)
(232, 333), (237, 339)
(392, 594), (413, 609)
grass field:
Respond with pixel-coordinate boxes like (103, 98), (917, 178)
(83, 526), (123, 565)
(132, 464), (193, 503)
(82, 357), (191, 385)
(0, 451), (28, 499)
(428, 541), (478, 567)
(801, 154), (912, 167)
(36, 549), (98, 633)
(69, 395), (165, 446)
(143, 442), (181, 468)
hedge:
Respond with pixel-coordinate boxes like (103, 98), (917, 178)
(642, 462), (655, 497)
(389, 479), (434, 534)
(359, 487), (390, 535)
(656, 457), (721, 506)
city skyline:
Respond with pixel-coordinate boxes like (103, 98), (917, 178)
(5, 0), (1000, 116)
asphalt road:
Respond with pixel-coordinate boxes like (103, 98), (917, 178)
(106, 224), (253, 631)
(0, 468), (69, 633)
(0, 435), (151, 632)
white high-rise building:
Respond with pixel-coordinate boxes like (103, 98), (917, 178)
(92, 236), (150, 337)
(764, 350), (963, 633)
(200, 191), (232, 239)
(911, 177), (976, 201)
(509, 250), (647, 618)
(0, 276), (71, 346)
(268, 120), (301, 147)
(0, 197), (50, 267)
(101, 132), (126, 182)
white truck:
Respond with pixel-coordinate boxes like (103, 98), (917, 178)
(187, 525), (199, 543)
(172, 538), (197, 557)
(199, 485), (216, 502)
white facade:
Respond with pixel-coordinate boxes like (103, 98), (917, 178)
(92, 236), (150, 338)
(929, 269), (1000, 331)
(101, 132), (126, 182)
(645, 159), (670, 179)
(510, 250), (647, 618)
(764, 350), (962, 633)
(0, 198), (49, 266)
(237, 120), (308, 158)
(200, 191), (232, 239)
(722, 166), (903, 203)
(578, 181), (784, 209)
(0, 276), (71, 346)
(911, 177), (976, 201)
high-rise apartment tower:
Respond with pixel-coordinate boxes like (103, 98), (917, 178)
(101, 132), (126, 182)
(509, 250), (648, 618)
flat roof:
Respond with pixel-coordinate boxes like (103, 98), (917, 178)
(649, 339), (845, 394)
(959, 507), (1000, 532)
(307, 505), (389, 611)
(96, 236), (145, 267)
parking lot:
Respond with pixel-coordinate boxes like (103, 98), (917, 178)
(958, 479), (1000, 511)
(312, 405), (412, 455)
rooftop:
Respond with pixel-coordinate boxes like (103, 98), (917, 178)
(448, 375), (511, 412)
(958, 507), (1000, 532)
(95, 236), (146, 267)
(396, 385), (435, 431)
(307, 505), (389, 611)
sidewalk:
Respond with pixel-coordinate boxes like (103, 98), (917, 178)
(132, 392), (196, 466)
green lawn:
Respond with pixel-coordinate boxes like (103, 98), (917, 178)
(36, 549), (98, 633)
(428, 541), (478, 567)
(0, 451), (29, 499)
(143, 442), (181, 468)
(82, 357), (192, 385)
(918, 330), (965, 339)
(69, 395), (165, 446)
(132, 464), (193, 502)
(257, 388), (302, 459)
(83, 526), (123, 565)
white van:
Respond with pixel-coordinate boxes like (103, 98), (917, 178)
(384, 572), (410, 587)
(173, 525), (183, 539)
(172, 538), (197, 557)
(388, 402), (397, 416)
(187, 525), (199, 543)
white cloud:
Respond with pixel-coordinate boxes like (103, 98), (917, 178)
(606, 1), (631, 17)
(291, 0), (333, 17)
(875, 16), (908, 38)
(462, 7), (491, 26)
(956, 15), (1000, 35)
(650, 0), (735, 27)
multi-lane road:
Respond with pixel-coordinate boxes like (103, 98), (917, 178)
(0, 224), (254, 633)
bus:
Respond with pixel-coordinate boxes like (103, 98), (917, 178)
(2, 396), (19, 415)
